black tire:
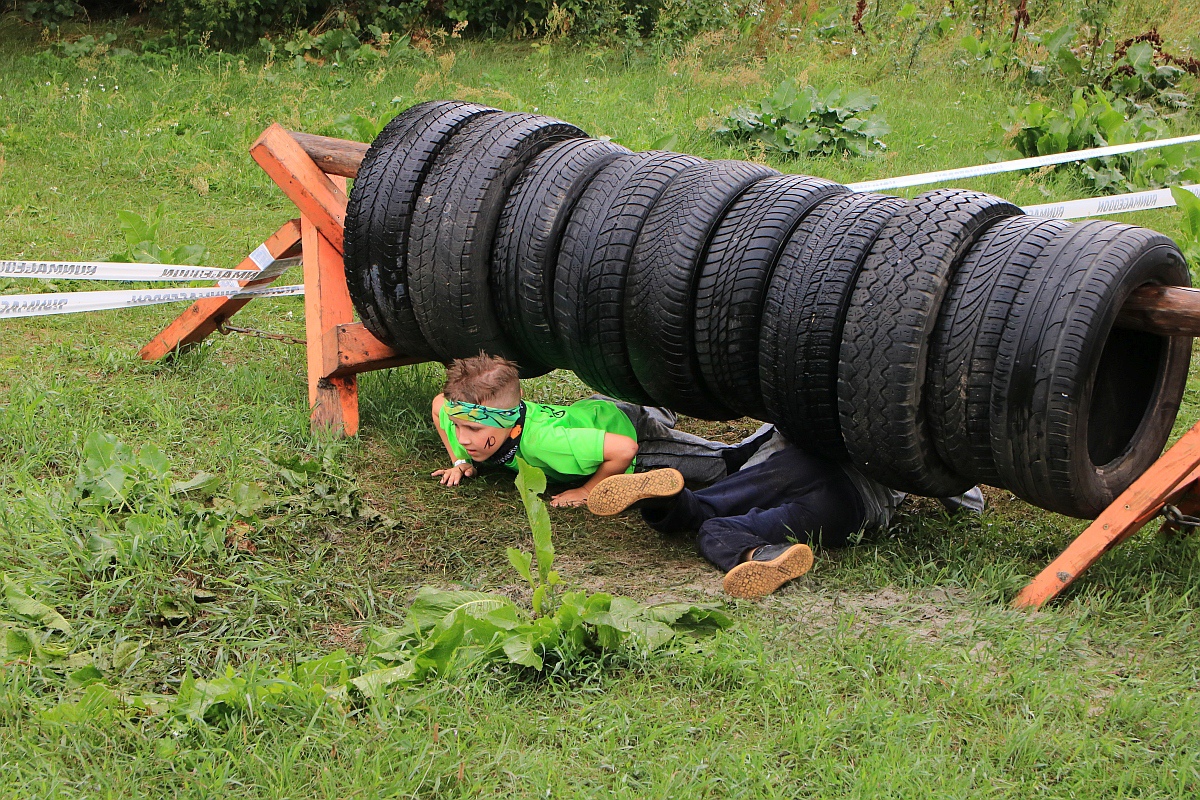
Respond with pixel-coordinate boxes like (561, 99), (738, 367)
(553, 151), (706, 402)
(990, 221), (1192, 518)
(343, 101), (500, 358)
(694, 174), (847, 419)
(625, 160), (779, 418)
(926, 215), (1071, 485)
(493, 138), (630, 369)
(838, 188), (1022, 495)
(760, 192), (907, 460)
(407, 113), (585, 375)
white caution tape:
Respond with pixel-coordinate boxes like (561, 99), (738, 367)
(0, 256), (301, 283)
(0, 284), (305, 319)
(1022, 184), (1200, 220)
(847, 133), (1200, 193)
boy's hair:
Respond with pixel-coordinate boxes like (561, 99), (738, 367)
(443, 353), (522, 406)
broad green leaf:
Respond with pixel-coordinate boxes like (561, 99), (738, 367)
(506, 547), (534, 585)
(839, 87), (878, 114)
(157, 599), (190, 625)
(3, 627), (34, 658)
(295, 650), (354, 686)
(1125, 41), (1155, 77)
(516, 460), (554, 584)
(1043, 24), (1076, 56)
(112, 639), (142, 671)
(407, 588), (515, 630)
(3, 579), (72, 634)
(66, 665), (104, 689)
(649, 133), (679, 151)
(138, 444), (170, 479)
(40, 684), (118, 724)
(483, 603), (523, 631)
(1171, 186), (1200, 239)
(765, 79), (797, 116)
(171, 471), (218, 496)
(502, 632), (544, 669)
(421, 614), (466, 676)
(167, 244), (207, 265)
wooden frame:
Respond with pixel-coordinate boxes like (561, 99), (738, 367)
(142, 123), (1200, 608)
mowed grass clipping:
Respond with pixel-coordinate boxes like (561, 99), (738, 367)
(2, 4), (1200, 797)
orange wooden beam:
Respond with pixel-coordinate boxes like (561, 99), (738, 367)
(139, 220), (302, 360)
(302, 210), (359, 436)
(1012, 420), (1200, 609)
(321, 322), (426, 379)
(251, 124), (347, 254)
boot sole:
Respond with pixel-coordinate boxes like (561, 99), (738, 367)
(722, 544), (814, 599)
(586, 469), (685, 516)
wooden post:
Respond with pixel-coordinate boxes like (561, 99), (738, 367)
(1011, 421), (1200, 608)
(301, 193), (361, 436)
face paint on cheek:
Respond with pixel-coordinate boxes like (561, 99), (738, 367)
(485, 436), (496, 450)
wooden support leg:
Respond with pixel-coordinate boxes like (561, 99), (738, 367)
(302, 214), (358, 437)
(1012, 421), (1200, 609)
(139, 220), (302, 359)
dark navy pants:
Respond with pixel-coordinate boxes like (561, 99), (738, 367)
(640, 446), (866, 572)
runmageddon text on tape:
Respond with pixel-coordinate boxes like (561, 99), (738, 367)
(0, 284), (305, 319)
(0, 256), (301, 282)
(1022, 184), (1200, 220)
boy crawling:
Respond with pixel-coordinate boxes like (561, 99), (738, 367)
(432, 354), (982, 600)
(432, 354), (754, 507)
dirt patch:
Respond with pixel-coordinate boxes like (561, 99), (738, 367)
(773, 585), (977, 642)
(319, 622), (365, 655)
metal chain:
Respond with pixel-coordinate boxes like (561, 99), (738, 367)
(216, 320), (306, 346)
(1161, 504), (1200, 529)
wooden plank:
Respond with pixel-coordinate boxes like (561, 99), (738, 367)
(321, 322), (426, 378)
(251, 124), (347, 254)
(302, 212), (359, 436)
(1116, 285), (1200, 337)
(1012, 420), (1200, 609)
(1157, 465), (1200, 535)
(289, 132), (367, 179)
(139, 220), (303, 360)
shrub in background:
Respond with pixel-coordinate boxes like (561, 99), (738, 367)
(716, 79), (891, 158)
(152, 0), (321, 49)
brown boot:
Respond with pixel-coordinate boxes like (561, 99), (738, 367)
(586, 468), (685, 516)
(722, 543), (813, 599)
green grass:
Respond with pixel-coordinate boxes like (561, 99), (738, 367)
(3, 4), (1200, 797)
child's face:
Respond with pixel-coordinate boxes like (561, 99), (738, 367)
(452, 420), (509, 461)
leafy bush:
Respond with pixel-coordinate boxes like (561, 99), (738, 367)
(960, 18), (1194, 114)
(20, 1), (84, 29)
(107, 203), (208, 265)
(716, 79), (890, 157)
(350, 459), (731, 694)
(1008, 87), (1200, 193)
(153, 0), (320, 49)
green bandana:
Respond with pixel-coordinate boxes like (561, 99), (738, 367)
(443, 399), (524, 429)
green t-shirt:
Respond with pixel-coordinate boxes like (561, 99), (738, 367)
(438, 399), (637, 484)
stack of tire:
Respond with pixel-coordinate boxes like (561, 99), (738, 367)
(344, 100), (1192, 519)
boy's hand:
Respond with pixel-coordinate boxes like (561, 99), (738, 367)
(432, 463), (476, 486)
(550, 487), (590, 507)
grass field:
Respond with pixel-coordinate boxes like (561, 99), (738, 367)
(3, 3), (1200, 797)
